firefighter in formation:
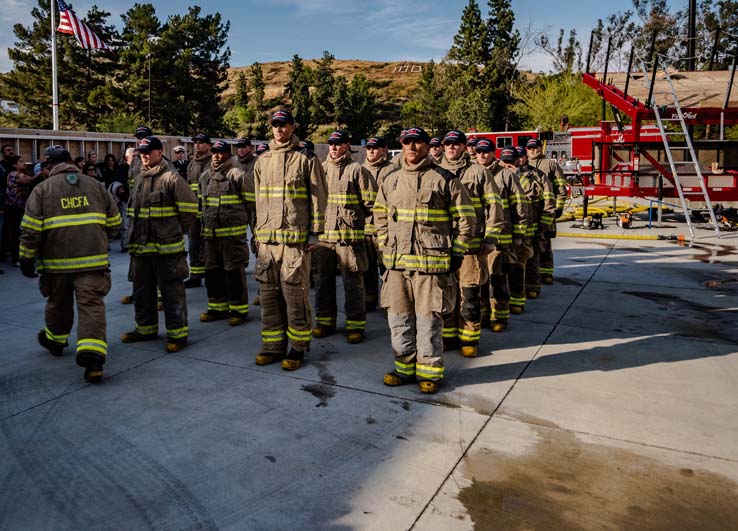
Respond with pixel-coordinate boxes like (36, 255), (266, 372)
(21, 122), (565, 391)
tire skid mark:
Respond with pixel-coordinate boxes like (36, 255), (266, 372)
(0, 376), (218, 530)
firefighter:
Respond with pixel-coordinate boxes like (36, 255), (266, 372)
(362, 135), (395, 311)
(517, 147), (556, 299)
(374, 127), (475, 394)
(234, 138), (256, 175)
(185, 133), (212, 288)
(252, 110), (328, 371)
(19, 148), (121, 383)
(255, 143), (269, 156)
(173, 145), (189, 180)
(312, 130), (377, 342)
(428, 137), (444, 164)
(121, 137), (199, 352)
(128, 125), (152, 183)
(439, 130), (503, 357)
(475, 142), (529, 332)
(198, 140), (254, 326)
(466, 136), (478, 158)
(526, 138), (567, 284)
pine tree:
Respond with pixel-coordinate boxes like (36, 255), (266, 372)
(1, 0), (118, 130)
(330, 75), (350, 128)
(312, 51), (336, 124)
(486, 0), (520, 130)
(235, 72), (249, 108)
(345, 74), (378, 143)
(250, 62), (268, 139)
(285, 54), (313, 138)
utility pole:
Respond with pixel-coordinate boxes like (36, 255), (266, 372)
(687, 0), (697, 71)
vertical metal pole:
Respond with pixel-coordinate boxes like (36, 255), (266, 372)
(50, 0), (59, 130)
(602, 36), (612, 121)
(647, 34), (659, 108)
(624, 47), (635, 100)
(585, 30), (596, 74)
(687, 0), (697, 71)
(148, 53), (152, 123)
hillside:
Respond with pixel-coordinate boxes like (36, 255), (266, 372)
(225, 59), (427, 123)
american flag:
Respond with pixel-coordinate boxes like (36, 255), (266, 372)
(57, 0), (109, 50)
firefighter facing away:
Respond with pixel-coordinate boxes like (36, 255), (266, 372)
(19, 148), (121, 383)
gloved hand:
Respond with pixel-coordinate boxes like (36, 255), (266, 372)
(449, 254), (463, 273)
(250, 236), (258, 255)
(555, 207), (564, 219)
(20, 258), (37, 278)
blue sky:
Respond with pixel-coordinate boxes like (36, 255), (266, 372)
(0, 1), (683, 73)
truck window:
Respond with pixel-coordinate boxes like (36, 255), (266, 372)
(496, 136), (512, 148)
(518, 136), (531, 147)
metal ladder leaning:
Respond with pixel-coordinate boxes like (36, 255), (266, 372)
(640, 58), (721, 239)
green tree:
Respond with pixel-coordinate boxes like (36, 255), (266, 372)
(345, 74), (378, 143)
(330, 75), (350, 127)
(235, 71), (249, 108)
(401, 60), (449, 135)
(538, 29), (581, 73)
(1, 0), (118, 130)
(486, 0), (520, 129)
(512, 73), (602, 130)
(311, 51), (336, 124)
(249, 62), (268, 138)
(154, 6), (230, 135)
(285, 54), (313, 138)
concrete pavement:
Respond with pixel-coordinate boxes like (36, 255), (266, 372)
(1, 218), (737, 530)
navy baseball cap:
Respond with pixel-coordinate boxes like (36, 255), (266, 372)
(500, 148), (518, 162)
(526, 138), (542, 149)
(515, 146), (526, 157)
(211, 140), (231, 154)
(366, 136), (386, 148)
(134, 126), (152, 139)
(255, 143), (269, 155)
(443, 130), (467, 145)
(467, 137), (478, 147)
(236, 138), (251, 147)
(400, 127), (430, 143)
(429, 137), (442, 147)
(327, 130), (350, 145)
(271, 110), (295, 125)
(137, 136), (163, 153)
(475, 138), (494, 153)
(299, 140), (314, 151)
(43, 144), (64, 157)
(192, 133), (211, 144)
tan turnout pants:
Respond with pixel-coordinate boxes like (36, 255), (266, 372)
(381, 269), (456, 382)
(254, 243), (313, 354)
(40, 270), (111, 364)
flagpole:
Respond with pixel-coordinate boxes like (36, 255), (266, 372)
(51, 0), (60, 130)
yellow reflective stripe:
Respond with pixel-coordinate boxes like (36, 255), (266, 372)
(229, 303), (249, 313)
(43, 213), (106, 230)
(287, 327), (312, 341)
(45, 328), (69, 343)
(262, 329), (286, 342)
(21, 215), (43, 231)
(458, 329), (481, 342)
(259, 186), (307, 199)
(106, 213), (122, 227)
(315, 317), (336, 326)
(449, 205), (475, 217)
(374, 203), (388, 212)
(345, 320), (365, 330)
(38, 253), (109, 271)
(384, 253), (450, 272)
(322, 229), (365, 242)
(136, 324), (158, 335)
(241, 192), (256, 201)
(204, 225), (248, 238)
(176, 202), (198, 213)
(416, 364), (444, 379)
(208, 302), (229, 311)
(255, 229), (308, 244)
(484, 193), (503, 205)
(492, 309), (510, 319)
(510, 193), (528, 205)
(328, 193), (360, 205)
(189, 183), (199, 191)
(470, 197), (483, 208)
(190, 266), (206, 275)
(452, 239), (468, 253)
(442, 327), (457, 338)
(540, 215), (554, 224)
(540, 267), (554, 274)
(394, 360), (415, 376)
(542, 192), (556, 199)
(510, 297), (526, 305)
(362, 191), (378, 201)
(130, 206), (179, 218)
(167, 326), (188, 339)
(128, 240), (186, 255)
(77, 338), (107, 356)
(19, 244), (36, 259)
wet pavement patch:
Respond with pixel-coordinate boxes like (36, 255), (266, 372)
(457, 421), (738, 531)
(301, 383), (335, 407)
